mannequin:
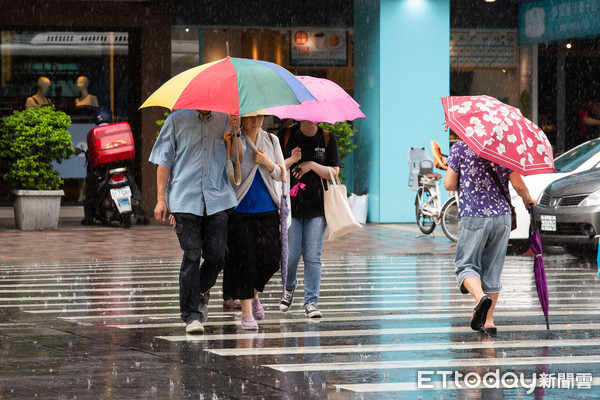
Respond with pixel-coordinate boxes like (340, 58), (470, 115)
(74, 76), (99, 108)
(25, 77), (52, 109)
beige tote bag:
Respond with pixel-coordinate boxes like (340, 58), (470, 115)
(321, 168), (362, 240)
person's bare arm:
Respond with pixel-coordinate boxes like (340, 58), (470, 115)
(582, 116), (600, 127)
(293, 161), (339, 180)
(444, 167), (459, 191)
(154, 165), (170, 224)
(284, 147), (301, 169)
(509, 172), (536, 209)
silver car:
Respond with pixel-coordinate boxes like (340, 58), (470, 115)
(534, 168), (600, 258)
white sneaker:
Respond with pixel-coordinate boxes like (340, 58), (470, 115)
(304, 302), (322, 318)
(279, 289), (294, 312)
(185, 320), (204, 334)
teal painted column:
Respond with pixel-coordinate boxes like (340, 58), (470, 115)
(354, 0), (450, 222)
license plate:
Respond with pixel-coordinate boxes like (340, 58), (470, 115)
(541, 215), (556, 232)
(110, 186), (132, 199)
(110, 186), (132, 213)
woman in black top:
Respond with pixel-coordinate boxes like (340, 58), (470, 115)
(277, 120), (340, 318)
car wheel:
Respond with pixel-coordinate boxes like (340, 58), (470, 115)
(564, 245), (597, 259)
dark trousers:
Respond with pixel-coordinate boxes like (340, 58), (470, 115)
(173, 211), (228, 323)
(227, 210), (281, 300)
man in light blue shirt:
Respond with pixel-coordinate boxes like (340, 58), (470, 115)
(149, 109), (241, 334)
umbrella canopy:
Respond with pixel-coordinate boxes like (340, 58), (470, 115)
(140, 57), (315, 116)
(264, 76), (366, 124)
(530, 207), (550, 330)
(441, 95), (554, 176)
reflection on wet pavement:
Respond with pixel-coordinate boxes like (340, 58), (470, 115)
(1, 224), (600, 398)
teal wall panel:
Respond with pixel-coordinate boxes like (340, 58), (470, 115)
(354, 0), (450, 223)
(354, 0), (381, 221)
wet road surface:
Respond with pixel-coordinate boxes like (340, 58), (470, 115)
(1, 222), (600, 399)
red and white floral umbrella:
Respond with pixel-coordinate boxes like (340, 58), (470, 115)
(441, 95), (554, 176)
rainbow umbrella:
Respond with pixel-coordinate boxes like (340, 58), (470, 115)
(140, 57), (315, 116)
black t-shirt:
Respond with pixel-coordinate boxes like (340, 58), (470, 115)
(277, 125), (341, 218)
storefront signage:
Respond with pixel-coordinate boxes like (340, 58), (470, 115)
(290, 29), (347, 66)
(519, 0), (600, 44)
(450, 29), (517, 69)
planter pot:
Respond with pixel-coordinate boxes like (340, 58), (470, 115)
(12, 190), (64, 231)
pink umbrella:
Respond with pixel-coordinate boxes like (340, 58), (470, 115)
(264, 76), (366, 124)
(441, 95), (554, 176)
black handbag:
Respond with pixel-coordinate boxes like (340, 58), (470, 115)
(481, 158), (517, 231)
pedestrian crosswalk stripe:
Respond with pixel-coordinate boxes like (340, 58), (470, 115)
(335, 377), (600, 393)
(207, 338), (600, 357)
(21, 300), (600, 315)
(7, 293), (597, 312)
(39, 302), (599, 318)
(265, 354), (600, 373)
(0, 273), (589, 287)
(155, 323), (600, 342)
(0, 280), (592, 295)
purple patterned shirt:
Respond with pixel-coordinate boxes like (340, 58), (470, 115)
(446, 141), (513, 218)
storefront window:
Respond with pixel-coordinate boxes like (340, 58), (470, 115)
(171, 28), (200, 77)
(0, 30), (130, 205)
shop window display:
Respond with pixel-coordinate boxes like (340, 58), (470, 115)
(0, 30), (130, 205)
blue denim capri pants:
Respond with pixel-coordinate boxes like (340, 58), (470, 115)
(455, 214), (511, 294)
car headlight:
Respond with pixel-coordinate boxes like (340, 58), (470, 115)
(579, 190), (600, 206)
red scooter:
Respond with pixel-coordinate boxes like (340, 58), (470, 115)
(78, 110), (147, 228)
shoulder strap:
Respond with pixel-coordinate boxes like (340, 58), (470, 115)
(481, 158), (512, 207)
(323, 129), (330, 148)
(283, 126), (292, 148)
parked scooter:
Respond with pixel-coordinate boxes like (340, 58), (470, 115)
(78, 109), (148, 228)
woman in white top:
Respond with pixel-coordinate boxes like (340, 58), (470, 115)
(225, 113), (285, 330)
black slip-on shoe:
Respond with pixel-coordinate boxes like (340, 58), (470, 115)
(470, 295), (492, 331)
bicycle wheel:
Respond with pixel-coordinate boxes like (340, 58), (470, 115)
(415, 187), (436, 234)
(440, 196), (459, 242)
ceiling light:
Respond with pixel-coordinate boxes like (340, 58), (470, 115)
(566, 43), (572, 49)
(485, 0), (496, 2)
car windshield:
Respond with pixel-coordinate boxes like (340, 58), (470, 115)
(553, 139), (600, 172)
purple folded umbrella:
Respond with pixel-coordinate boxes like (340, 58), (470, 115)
(530, 207), (549, 330)
(279, 178), (290, 295)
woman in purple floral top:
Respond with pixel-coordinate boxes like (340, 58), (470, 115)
(444, 141), (536, 334)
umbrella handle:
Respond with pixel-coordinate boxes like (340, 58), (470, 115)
(528, 203), (535, 226)
(228, 126), (242, 185)
(229, 162), (241, 186)
(276, 163), (286, 182)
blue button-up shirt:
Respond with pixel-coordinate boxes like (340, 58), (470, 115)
(149, 109), (237, 216)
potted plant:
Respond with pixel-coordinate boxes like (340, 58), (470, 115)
(0, 106), (74, 230)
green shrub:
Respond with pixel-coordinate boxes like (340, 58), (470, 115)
(0, 106), (73, 190)
(156, 111), (171, 139)
(319, 121), (357, 182)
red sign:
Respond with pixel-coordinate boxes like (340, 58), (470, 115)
(293, 31), (309, 46)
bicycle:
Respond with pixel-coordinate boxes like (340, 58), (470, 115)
(408, 141), (459, 242)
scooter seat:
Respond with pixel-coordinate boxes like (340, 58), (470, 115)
(425, 173), (442, 179)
